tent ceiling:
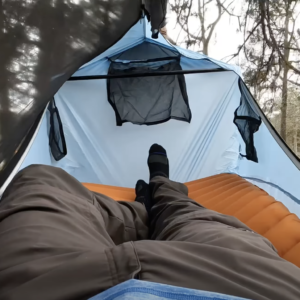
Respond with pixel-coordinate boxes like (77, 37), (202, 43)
(110, 41), (180, 61)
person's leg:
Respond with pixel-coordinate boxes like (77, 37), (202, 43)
(149, 176), (253, 239)
(93, 190), (149, 245)
(0, 165), (148, 300)
(134, 145), (300, 300)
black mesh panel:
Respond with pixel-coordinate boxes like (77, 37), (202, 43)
(234, 78), (261, 162)
(107, 60), (191, 126)
(48, 99), (67, 161)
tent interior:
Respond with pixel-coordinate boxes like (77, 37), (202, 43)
(16, 19), (300, 218)
(2, 1), (300, 297)
(1, 14), (300, 268)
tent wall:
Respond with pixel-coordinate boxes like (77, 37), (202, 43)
(50, 71), (240, 187)
(239, 122), (300, 205)
(21, 112), (53, 170)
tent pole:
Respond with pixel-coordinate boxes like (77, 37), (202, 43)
(68, 68), (230, 81)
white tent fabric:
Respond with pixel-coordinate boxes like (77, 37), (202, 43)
(20, 18), (300, 216)
(79, 20), (145, 70)
(22, 71), (241, 187)
(239, 122), (300, 201)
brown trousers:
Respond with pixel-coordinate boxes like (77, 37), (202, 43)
(0, 165), (300, 300)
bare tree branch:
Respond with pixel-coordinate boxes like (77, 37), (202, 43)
(288, 78), (300, 87)
(263, 0), (300, 75)
(206, 0), (223, 45)
(218, 0), (241, 20)
(223, 21), (260, 62)
(171, 0), (238, 55)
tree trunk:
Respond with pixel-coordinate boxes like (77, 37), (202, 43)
(203, 40), (209, 55)
(296, 103), (300, 156)
(281, 67), (288, 141)
(294, 127), (298, 155)
(280, 5), (290, 141)
(298, 131), (300, 157)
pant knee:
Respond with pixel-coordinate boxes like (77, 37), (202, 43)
(4, 164), (70, 195)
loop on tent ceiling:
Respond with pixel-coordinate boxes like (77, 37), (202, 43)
(48, 99), (67, 161)
(143, 0), (168, 39)
(234, 78), (261, 163)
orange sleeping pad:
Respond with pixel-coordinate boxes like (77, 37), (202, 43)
(83, 174), (300, 268)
